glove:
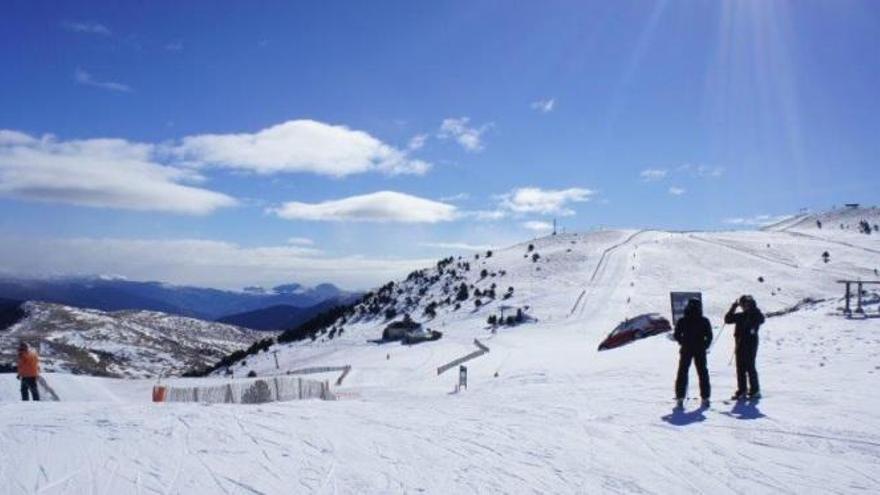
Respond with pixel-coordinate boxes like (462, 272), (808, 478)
(16, 375), (20, 380)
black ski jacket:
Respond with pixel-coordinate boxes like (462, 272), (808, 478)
(674, 312), (713, 352)
(724, 305), (765, 341)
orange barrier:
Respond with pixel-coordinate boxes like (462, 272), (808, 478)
(152, 385), (167, 402)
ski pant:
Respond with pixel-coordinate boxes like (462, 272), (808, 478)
(20, 377), (40, 401)
(675, 349), (710, 399)
(735, 338), (759, 394)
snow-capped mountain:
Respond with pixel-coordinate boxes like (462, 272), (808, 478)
(0, 302), (268, 378)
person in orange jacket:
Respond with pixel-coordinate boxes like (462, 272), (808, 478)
(17, 342), (40, 401)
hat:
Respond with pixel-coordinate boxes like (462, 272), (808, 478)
(18, 341), (28, 351)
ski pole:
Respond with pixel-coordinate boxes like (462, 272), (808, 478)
(708, 323), (725, 354)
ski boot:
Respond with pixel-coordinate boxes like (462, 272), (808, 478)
(730, 391), (746, 401)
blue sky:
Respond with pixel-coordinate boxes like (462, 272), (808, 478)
(0, 1), (878, 289)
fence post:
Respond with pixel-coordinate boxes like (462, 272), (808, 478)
(857, 282), (864, 313)
(152, 385), (166, 402)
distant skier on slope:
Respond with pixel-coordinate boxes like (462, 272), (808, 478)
(673, 299), (712, 408)
(16, 342), (40, 401)
(725, 295), (764, 400)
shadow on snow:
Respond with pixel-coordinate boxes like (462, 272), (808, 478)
(662, 405), (708, 426)
(721, 399), (766, 420)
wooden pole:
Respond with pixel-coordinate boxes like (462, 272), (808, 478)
(844, 282), (851, 315)
(856, 282), (863, 313)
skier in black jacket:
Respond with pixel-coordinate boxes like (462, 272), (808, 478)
(725, 295), (765, 399)
(674, 299), (713, 407)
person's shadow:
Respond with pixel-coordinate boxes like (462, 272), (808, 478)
(723, 398), (765, 420)
(661, 404), (708, 426)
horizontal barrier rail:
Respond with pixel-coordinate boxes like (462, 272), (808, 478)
(287, 365), (353, 386)
(437, 339), (490, 375)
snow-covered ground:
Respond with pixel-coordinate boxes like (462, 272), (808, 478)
(1, 220), (879, 494)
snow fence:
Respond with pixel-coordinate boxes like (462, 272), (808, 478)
(154, 376), (336, 404)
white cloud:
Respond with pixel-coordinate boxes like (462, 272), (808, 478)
(668, 186), (685, 196)
(74, 68), (132, 93)
(464, 209), (507, 221)
(175, 120), (430, 176)
(419, 242), (494, 252)
(439, 192), (470, 202)
(287, 237), (315, 246)
(0, 130), (236, 214)
(272, 191), (457, 223)
(522, 221), (554, 232)
(696, 165), (724, 177)
(0, 119), (436, 214)
(640, 168), (668, 181)
(407, 134), (428, 151)
(724, 214), (792, 227)
(498, 187), (594, 215)
(438, 117), (491, 152)
(0, 237), (432, 290)
(61, 20), (111, 36)
(677, 163), (725, 178)
(530, 98), (556, 113)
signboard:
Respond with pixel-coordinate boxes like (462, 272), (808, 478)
(670, 292), (702, 326)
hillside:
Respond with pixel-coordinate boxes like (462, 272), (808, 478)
(235, 226), (879, 378)
(763, 204), (880, 235)
(0, 222), (878, 493)
(0, 302), (267, 378)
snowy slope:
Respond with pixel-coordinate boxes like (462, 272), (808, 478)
(0, 224), (878, 493)
(0, 302), (267, 378)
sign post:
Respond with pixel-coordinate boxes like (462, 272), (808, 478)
(459, 365), (467, 391)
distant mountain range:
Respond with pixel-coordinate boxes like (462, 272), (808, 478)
(0, 277), (360, 326)
(217, 299), (359, 331)
(0, 298), (25, 331)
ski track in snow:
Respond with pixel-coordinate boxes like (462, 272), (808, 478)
(1, 227), (879, 494)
